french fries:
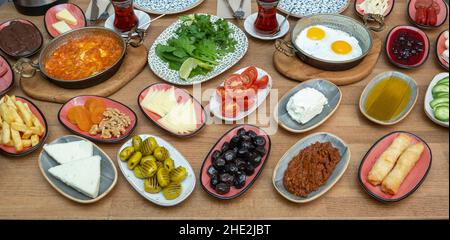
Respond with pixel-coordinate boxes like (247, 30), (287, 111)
(0, 95), (44, 151)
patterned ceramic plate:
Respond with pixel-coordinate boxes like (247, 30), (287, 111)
(134, 0), (204, 15)
(278, 0), (350, 18)
(148, 14), (248, 86)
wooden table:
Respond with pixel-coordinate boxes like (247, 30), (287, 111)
(0, 0), (448, 220)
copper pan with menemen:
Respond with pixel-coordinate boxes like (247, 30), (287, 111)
(13, 27), (144, 89)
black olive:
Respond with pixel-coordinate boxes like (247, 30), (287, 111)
(255, 146), (266, 156)
(251, 154), (263, 167)
(223, 150), (236, 162)
(213, 157), (226, 170)
(232, 146), (239, 154)
(235, 159), (247, 171)
(210, 175), (220, 189)
(246, 130), (257, 139)
(234, 173), (246, 189)
(211, 150), (221, 161)
(244, 162), (255, 176)
(216, 183), (230, 195)
(253, 136), (266, 147)
(219, 173), (235, 185)
(225, 163), (238, 175)
(237, 128), (246, 137)
(237, 148), (250, 158)
(230, 136), (240, 147)
(207, 166), (218, 177)
(240, 134), (251, 142)
(240, 140), (253, 150)
(221, 142), (230, 152)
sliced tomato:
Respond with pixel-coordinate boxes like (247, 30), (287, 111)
(241, 67), (258, 87)
(221, 101), (240, 118)
(231, 88), (256, 100)
(236, 96), (255, 112)
(224, 74), (245, 90)
(254, 75), (269, 89)
(216, 86), (227, 103)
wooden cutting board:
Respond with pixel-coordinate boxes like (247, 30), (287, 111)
(273, 34), (382, 85)
(20, 45), (148, 104)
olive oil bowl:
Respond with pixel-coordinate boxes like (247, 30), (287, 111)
(359, 71), (418, 126)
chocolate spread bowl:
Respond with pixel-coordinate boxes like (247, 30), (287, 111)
(13, 27), (144, 89)
(0, 19), (43, 58)
(291, 14), (373, 71)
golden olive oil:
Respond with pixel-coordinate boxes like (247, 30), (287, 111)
(364, 76), (412, 122)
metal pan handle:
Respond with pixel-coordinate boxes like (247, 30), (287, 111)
(362, 14), (386, 32)
(13, 58), (40, 78)
(275, 39), (296, 57)
(125, 27), (145, 48)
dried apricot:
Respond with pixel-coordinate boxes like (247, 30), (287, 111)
(74, 107), (93, 132)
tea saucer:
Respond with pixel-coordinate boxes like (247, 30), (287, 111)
(105, 9), (151, 36)
(244, 13), (290, 41)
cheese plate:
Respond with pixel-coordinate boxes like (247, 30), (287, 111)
(38, 135), (118, 204)
(44, 3), (87, 38)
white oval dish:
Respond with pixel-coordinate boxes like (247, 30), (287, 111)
(244, 13), (290, 41)
(424, 72), (449, 127)
(209, 67), (273, 121)
(117, 134), (196, 207)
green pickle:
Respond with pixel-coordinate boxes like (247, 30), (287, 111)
(164, 158), (175, 172)
(140, 155), (157, 165)
(140, 159), (158, 178)
(141, 137), (158, 155)
(132, 136), (143, 152)
(119, 146), (135, 161)
(157, 167), (170, 187)
(154, 146), (169, 161)
(162, 183), (182, 200)
(127, 152), (142, 170)
(170, 166), (187, 183)
(144, 175), (162, 193)
(133, 166), (146, 179)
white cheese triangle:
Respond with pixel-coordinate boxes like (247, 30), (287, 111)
(56, 8), (78, 25)
(48, 156), (101, 198)
(44, 140), (93, 164)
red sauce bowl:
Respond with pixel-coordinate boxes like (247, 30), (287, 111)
(436, 30), (449, 70)
(354, 0), (395, 17)
(0, 96), (48, 157)
(385, 25), (430, 69)
(58, 95), (137, 143)
(0, 55), (14, 96)
(138, 83), (206, 138)
(408, 0), (448, 29)
(44, 3), (87, 38)
(358, 131), (432, 203)
(199, 125), (271, 200)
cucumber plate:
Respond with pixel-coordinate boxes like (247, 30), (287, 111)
(425, 73), (449, 127)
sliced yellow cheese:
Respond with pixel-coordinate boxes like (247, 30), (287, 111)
(56, 8), (78, 25)
(141, 87), (177, 117)
(52, 20), (72, 34)
(158, 100), (197, 134)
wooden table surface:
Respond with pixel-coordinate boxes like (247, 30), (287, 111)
(0, 0), (448, 220)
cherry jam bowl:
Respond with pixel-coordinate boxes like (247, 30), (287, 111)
(385, 25), (430, 69)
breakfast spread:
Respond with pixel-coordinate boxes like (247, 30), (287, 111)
(286, 87), (328, 125)
(44, 140), (101, 198)
(44, 35), (123, 80)
(364, 75), (413, 122)
(367, 134), (425, 195)
(358, 0), (389, 15)
(119, 135), (188, 200)
(0, 20), (42, 58)
(283, 142), (341, 197)
(429, 76), (449, 122)
(0, 95), (45, 152)
(206, 127), (268, 195)
(295, 25), (363, 62)
(67, 98), (131, 139)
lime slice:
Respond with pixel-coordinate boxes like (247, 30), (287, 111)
(179, 58), (198, 80)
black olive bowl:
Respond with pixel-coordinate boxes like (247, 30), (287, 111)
(291, 14), (373, 71)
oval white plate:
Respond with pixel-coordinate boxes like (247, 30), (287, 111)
(117, 134), (196, 207)
(244, 13), (290, 41)
(275, 79), (342, 133)
(424, 72), (449, 127)
(134, 0), (204, 15)
(105, 10), (151, 36)
(148, 14), (249, 86)
(209, 67), (273, 121)
(272, 132), (350, 203)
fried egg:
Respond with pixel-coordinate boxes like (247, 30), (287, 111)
(296, 25), (363, 62)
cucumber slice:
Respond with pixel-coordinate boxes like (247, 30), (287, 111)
(433, 103), (449, 110)
(434, 107), (449, 122)
(435, 93), (449, 99)
(430, 98), (449, 109)
(437, 77), (449, 85)
(432, 84), (449, 97)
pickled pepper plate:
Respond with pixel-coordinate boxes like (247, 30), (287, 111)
(138, 83), (206, 137)
(117, 135), (196, 206)
(58, 96), (137, 143)
(200, 125), (271, 200)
